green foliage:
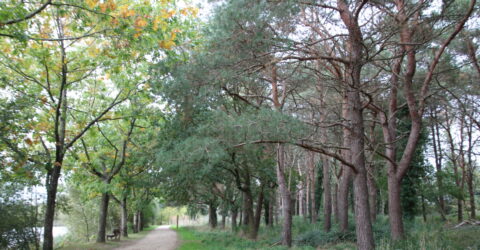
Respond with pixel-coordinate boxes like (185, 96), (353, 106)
(0, 182), (41, 249)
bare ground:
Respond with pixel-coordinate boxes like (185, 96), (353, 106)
(113, 226), (178, 250)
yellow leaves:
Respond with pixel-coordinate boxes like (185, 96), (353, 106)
(159, 40), (175, 50)
(2, 44), (12, 54)
(88, 47), (101, 57)
(118, 5), (135, 18)
(160, 9), (176, 19)
(86, 0), (99, 9)
(180, 7), (199, 17)
(159, 31), (178, 50)
(153, 16), (168, 31)
(134, 32), (142, 38)
(36, 121), (52, 132)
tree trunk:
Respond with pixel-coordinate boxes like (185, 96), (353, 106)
(277, 144), (292, 247)
(421, 193), (427, 222)
(264, 199), (270, 225)
(339, 94), (352, 232)
(132, 213), (138, 233)
(209, 204), (218, 228)
(121, 197), (128, 237)
(221, 214), (226, 229)
(252, 186), (264, 239)
(269, 196), (274, 227)
(430, 112), (446, 219)
(97, 190), (110, 243)
(388, 175), (404, 240)
(231, 208), (238, 230)
(348, 85), (375, 250)
(337, 2), (375, 248)
(367, 169), (377, 222)
(333, 182), (339, 222)
(322, 156), (332, 231)
(308, 152), (318, 224)
(42, 165), (62, 250)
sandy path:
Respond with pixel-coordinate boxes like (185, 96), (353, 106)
(114, 225), (178, 250)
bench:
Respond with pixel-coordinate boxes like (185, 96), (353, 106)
(107, 229), (120, 240)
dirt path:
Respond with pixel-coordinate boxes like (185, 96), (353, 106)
(114, 226), (178, 250)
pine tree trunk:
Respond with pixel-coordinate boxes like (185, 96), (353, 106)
(322, 156), (332, 231)
(333, 183), (339, 222)
(277, 144), (292, 247)
(264, 199), (270, 225)
(367, 170), (377, 222)
(308, 152), (318, 224)
(388, 175), (404, 240)
(339, 94), (352, 232)
(269, 196), (274, 227)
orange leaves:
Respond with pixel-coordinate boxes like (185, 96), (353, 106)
(99, 0), (116, 12)
(134, 17), (148, 34)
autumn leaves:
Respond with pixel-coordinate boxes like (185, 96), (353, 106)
(85, 0), (198, 50)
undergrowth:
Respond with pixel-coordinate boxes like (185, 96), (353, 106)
(175, 215), (480, 250)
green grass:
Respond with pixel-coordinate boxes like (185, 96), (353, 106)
(175, 216), (480, 250)
(57, 225), (158, 250)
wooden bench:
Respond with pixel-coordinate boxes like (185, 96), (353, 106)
(107, 229), (120, 241)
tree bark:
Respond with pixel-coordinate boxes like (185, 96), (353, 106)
(209, 203), (218, 228)
(231, 208), (238, 230)
(42, 164), (62, 250)
(277, 144), (292, 247)
(121, 196), (128, 237)
(97, 190), (110, 243)
(339, 93), (352, 232)
(322, 156), (332, 231)
(336, 1), (375, 248)
(430, 110), (446, 220)
(264, 198), (270, 225)
(308, 152), (318, 224)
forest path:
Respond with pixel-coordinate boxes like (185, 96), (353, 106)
(114, 225), (178, 250)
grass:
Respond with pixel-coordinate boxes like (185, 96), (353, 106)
(56, 225), (158, 250)
(175, 216), (480, 250)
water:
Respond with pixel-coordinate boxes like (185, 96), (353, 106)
(35, 226), (69, 239)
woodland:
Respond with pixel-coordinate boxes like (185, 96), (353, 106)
(0, 0), (480, 250)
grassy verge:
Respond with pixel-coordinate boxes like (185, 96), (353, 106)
(175, 216), (480, 250)
(57, 225), (158, 250)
